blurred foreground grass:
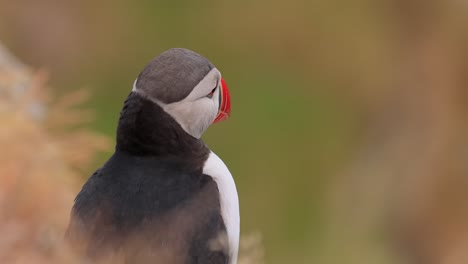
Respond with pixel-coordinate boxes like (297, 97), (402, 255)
(2, 1), (468, 263)
(0, 43), (109, 263)
(0, 44), (264, 264)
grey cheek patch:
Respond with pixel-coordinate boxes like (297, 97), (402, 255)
(130, 60), (220, 139)
(181, 68), (221, 102)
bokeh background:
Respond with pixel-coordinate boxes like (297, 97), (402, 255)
(1, 0), (468, 263)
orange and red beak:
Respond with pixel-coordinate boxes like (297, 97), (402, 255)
(213, 78), (231, 123)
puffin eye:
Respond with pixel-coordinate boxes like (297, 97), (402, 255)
(206, 85), (217, 99)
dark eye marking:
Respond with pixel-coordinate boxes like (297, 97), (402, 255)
(206, 85), (217, 99)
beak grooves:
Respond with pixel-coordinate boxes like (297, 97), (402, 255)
(213, 78), (231, 123)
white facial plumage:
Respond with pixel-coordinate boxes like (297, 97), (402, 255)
(133, 68), (222, 138)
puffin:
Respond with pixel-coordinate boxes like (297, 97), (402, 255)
(66, 48), (239, 264)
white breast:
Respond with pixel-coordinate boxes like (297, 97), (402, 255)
(203, 151), (240, 264)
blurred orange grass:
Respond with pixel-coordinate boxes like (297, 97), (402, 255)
(0, 45), (110, 263)
(0, 44), (264, 264)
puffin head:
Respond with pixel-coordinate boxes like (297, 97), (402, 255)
(132, 48), (231, 139)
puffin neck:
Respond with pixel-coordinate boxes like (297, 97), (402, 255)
(115, 92), (209, 161)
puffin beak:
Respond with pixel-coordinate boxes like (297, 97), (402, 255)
(213, 78), (231, 123)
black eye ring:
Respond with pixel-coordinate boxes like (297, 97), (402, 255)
(206, 86), (217, 99)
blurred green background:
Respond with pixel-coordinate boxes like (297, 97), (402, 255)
(2, 1), (468, 263)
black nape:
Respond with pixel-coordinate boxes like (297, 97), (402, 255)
(116, 92), (209, 165)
